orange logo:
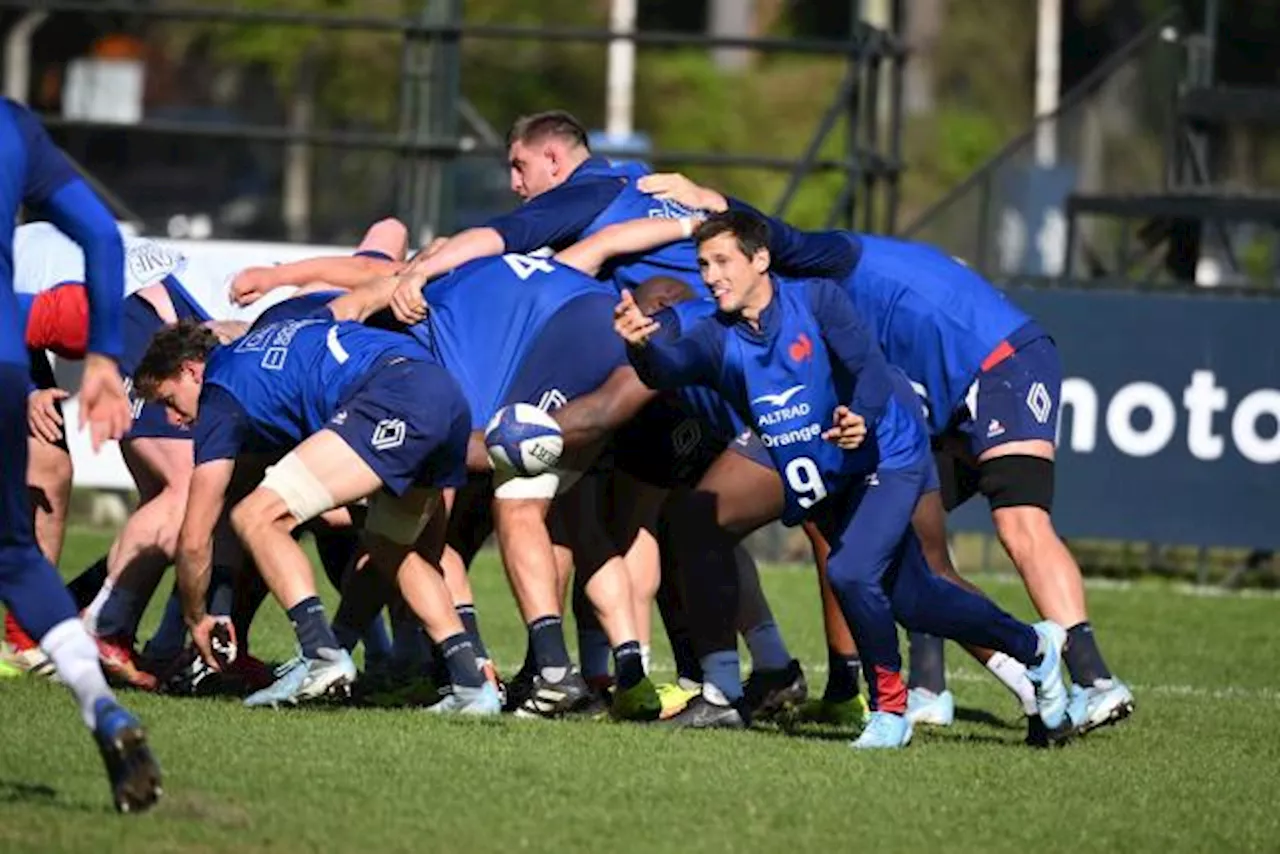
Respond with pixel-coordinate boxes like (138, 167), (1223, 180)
(788, 333), (813, 364)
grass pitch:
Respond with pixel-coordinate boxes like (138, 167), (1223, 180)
(0, 527), (1276, 853)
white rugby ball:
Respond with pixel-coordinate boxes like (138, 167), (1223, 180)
(485, 403), (565, 477)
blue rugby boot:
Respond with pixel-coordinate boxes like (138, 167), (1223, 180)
(92, 698), (162, 813)
(851, 711), (913, 750)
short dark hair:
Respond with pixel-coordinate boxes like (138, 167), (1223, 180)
(506, 110), (589, 150)
(133, 320), (217, 399)
(694, 210), (771, 259)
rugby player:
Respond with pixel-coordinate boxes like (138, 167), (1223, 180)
(638, 173), (1133, 733)
(0, 98), (159, 811)
(615, 210), (1074, 747)
(133, 294), (499, 713)
(3, 222), (396, 690)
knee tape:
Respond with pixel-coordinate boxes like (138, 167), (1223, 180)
(364, 488), (441, 545)
(493, 468), (562, 500)
(258, 452), (337, 525)
(977, 455), (1055, 512)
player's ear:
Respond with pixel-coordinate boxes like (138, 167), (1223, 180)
(752, 246), (771, 274)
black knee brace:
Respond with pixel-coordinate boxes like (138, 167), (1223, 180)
(977, 455), (1055, 512)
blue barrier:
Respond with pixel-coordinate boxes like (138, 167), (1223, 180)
(948, 288), (1280, 549)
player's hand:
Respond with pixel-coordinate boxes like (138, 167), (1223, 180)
(230, 266), (279, 306)
(190, 615), (237, 671)
(390, 272), (429, 324)
(614, 289), (660, 346)
(823, 405), (867, 450)
(423, 236), (450, 257)
(637, 173), (728, 213)
(77, 354), (133, 452)
(28, 387), (69, 445)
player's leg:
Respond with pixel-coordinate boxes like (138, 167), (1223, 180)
(603, 468), (665, 677)
(967, 335), (1132, 731)
(85, 435), (192, 689)
(232, 431), (381, 706)
(0, 362), (160, 811)
(364, 488), (499, 715)
(26, 360), (73, 565)
(736, 543), (808, 719)
(659, 443), (785, 728)
(791, 521), (867, 727)
(556, 469), (660, 721)
(853, 461), (1074, 743)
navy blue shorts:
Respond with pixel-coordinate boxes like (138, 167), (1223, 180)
(723, 426), (776, 474)
(612, 394), (735, 489)
(499, 293), (625, 413)
(326, 357), (470, 496)
(121, 283), (206, 442)
(950, 334), (1061, 458)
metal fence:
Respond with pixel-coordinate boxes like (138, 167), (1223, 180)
(904, 9), (1186, 286)
(2, 0), (906, 243)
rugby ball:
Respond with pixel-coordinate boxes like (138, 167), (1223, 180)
(485, 403), (564, 477)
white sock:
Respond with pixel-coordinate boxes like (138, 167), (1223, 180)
(987, 651), (1038, 716)
(640, 644), (651, 676)
(82, 578), (115, 636)
(40, 619), (115, 728)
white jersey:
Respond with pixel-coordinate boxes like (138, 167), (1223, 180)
(12, 223), (312, 323)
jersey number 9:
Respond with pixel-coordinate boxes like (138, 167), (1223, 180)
(784, 456), (828, 509)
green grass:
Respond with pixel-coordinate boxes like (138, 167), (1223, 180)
(2, 527), (1278, 853)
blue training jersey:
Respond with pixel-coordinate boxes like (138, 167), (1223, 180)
(578, 182), (709, 298)
(730, 199), (1033, 434)
(202, 303), (430, 451)
(630, 276), (926, 526)
(655, 298), (747, 442)
(485, 156), (635, 254)
(416, 253), (617, 426)
(0, 99), (124, 367)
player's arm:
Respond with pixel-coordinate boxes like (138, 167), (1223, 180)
(554, 215), (698, 277)
(232, 254), (405, 304)
(10, 103), (124, 361)
(618, 293), (722, 390)
(553, 366), (659, 449)
(726, 197), (858, 279)
(175, 458), (233, 628)
(639, 172), (857, 279)
(387, 180), (622, 322)
(810, 279), (891, 426)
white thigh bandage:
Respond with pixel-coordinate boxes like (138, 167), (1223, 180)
(365, 487), (441, 545)
(491, 467), (584, 500)
(258, 452), (337, 524)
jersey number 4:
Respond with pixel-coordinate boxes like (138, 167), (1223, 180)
(503, 253), (555, 280)
(784, 457), (828, 509)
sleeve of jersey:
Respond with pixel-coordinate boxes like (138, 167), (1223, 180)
(809, 280), (890, 425)
(486, 179), (623, 252)
(193, 385), (250, 466)
(25, 285), (89, 359)
(726, 197), (858, 279)
(627, 318), (722, 391)
(10, 103), (125, 360)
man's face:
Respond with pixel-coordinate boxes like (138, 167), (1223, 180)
(152, 361), (203, 426)
(508, 139), (563, 201)
(697, 232), (770, 315)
